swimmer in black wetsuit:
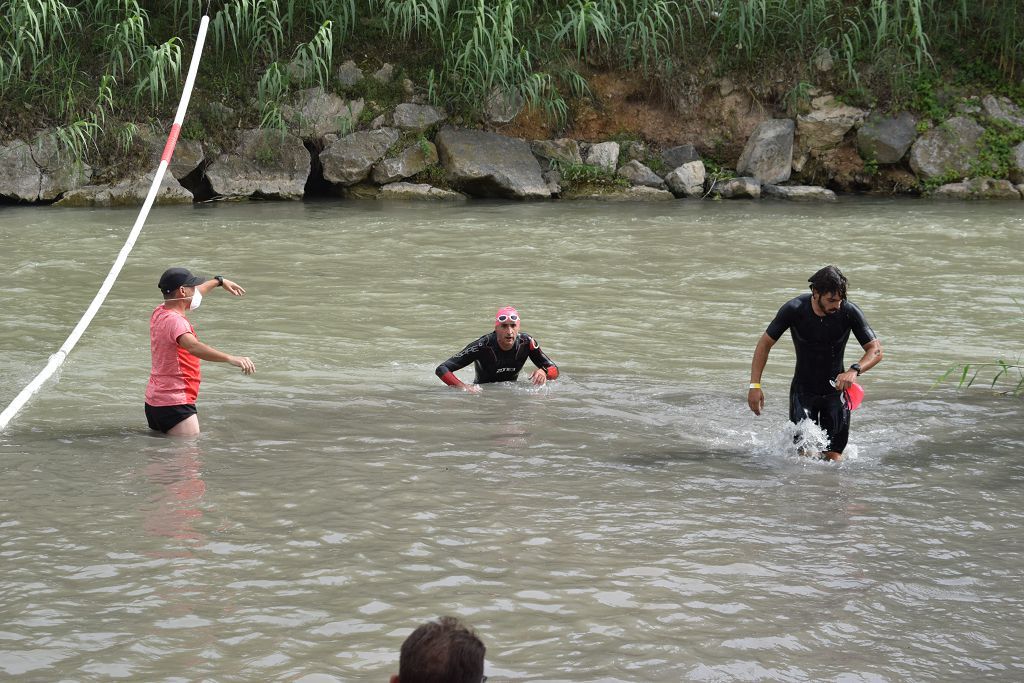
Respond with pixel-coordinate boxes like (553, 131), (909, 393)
(748, 265), (884, 461)
(436, 306), (558, 393)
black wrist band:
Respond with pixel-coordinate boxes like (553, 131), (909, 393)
(214, 275), (224, 286)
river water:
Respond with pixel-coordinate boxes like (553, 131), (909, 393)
(1, 199), (1022, 681)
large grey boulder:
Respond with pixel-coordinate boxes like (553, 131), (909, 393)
(617, 160), (666, 189)
(392, 103), (447, 132)
(762, 184), (837, 201)
(377, 182), (466, 201)
(661, 144), (700, 170)
(797, 96), (867, 152)
(981, 95), (1024, 128)
(857, 112), (918, 164)
(321, 127), (401, 186)
(585, 141), (620, 173)
(371, 141), (438, 184)
(531, 139), (582, 167)
(714, 176), (761, 199)
(435, 128), (549, 199)
(206, 128), (310, 199)
(0, 135), (92, 202)
(282, 87), (363, 138)
(56, 170), (192, 207)
(737, 119), (795, 185)
(932, 178), (1020, 199)
(909, 117), (985, 180)
(665, 161), (706, 197)
(1011, 142), (1024, 184)
(137, 127), (204, 180)
(564, 186), (674, 201)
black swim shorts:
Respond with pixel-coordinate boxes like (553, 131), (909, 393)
(145, 403), (197, 433)
(789, 391), (850, 453)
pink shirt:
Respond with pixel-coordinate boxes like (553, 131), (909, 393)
(145, 305), (201, 406)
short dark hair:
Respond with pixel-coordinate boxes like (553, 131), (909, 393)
(398, 616), (485, 683)
(808, 265), (848, 299)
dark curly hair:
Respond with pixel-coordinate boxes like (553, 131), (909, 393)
(808, 265), (848, 299)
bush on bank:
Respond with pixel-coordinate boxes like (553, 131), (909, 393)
(1, 0), (1023, 176)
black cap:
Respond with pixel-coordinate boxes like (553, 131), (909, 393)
(158, 267), (207, 292)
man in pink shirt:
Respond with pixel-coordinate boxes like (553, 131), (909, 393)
(145, 267), (255, 436)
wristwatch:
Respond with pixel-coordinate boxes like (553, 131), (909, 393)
(850, 363), (862, 376)
(214, 275), (224, 287)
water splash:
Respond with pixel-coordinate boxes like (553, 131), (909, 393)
(757, 418), (858, 462)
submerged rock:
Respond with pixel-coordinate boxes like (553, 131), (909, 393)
(56, 170), (192, 207)
(933, 178), (1021, 199)
(714, 176), (761, 199)
(563, 185), (674, 201)
(377, 182), (466, 200)
(762, 184), (837, 201)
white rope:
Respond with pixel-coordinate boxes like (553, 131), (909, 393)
(0, 13), (210, 432)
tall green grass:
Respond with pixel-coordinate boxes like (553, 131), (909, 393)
(1, 0), (1022, 167)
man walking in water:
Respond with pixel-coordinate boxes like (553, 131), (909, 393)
(145, 267), (255, 436)
(748, 265), (883, 460)
(436, 306), (558, 393)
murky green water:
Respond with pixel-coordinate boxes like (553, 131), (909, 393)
(1, 199), (1022, 681)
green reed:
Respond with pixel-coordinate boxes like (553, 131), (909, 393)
(2, 0), (1022, 169)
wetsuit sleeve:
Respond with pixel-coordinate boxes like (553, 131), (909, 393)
(765, 300), (796, 341)
(526, 336), (558, 380)
(845, 301), (878, 346)
(435, 338), (486, 379)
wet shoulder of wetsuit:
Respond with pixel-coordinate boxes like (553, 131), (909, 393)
(765, 294), (809, 341)
(435, 333), (492, 378)
(843, 300), (878, 345)
(522, 332), (559, 379)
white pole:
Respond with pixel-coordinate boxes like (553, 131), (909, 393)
(0, 12), (211, 432)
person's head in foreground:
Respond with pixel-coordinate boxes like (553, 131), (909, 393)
(390, 616), (485, 683)
(807, 264), (848, 315)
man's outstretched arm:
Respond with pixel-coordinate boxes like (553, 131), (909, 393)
(178, 333), (255, 374)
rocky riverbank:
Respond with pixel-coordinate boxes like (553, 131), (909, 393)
(2, 63), (1024, 205)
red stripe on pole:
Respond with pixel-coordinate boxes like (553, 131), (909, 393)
(161, 123), (182, 163)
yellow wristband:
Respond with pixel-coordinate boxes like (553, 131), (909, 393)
(748, 383), (761, 389)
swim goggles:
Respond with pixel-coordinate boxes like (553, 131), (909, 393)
(496, 313), (519, 323)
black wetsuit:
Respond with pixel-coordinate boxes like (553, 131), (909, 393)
(765, 293), (877, 452)
(436, 332), (557, 384)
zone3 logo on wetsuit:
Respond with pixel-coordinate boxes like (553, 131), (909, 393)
(435, 332), (557, 384)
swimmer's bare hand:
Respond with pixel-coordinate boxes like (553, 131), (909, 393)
(464, 384), (481, 394)
(530, 369), (548, 386)
(230, 356), (255, 375)
(222, 279), (245, 296)
(833, 370), (857, 391)
(748, 388), (764, 415)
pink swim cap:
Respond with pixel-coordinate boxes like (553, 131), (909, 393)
(844, 382), (865, 411)
(495, 306), (520, 323)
